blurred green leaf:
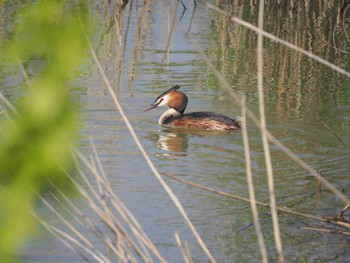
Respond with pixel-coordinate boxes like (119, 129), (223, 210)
(0, 0), (92, 260)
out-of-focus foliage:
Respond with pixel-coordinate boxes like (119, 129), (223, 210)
(0, 0), (91, 260)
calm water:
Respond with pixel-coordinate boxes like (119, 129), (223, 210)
(5, 0), (350, 262)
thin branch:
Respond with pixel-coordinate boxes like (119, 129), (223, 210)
(0, 91), (19, 117)
(241, 94), (268, 263)
(256, 1), (284, 262)
(42, 222), (109, 263)
(73, 153), (151, 262)
(175, 233), (194, 263)
(314, 117), (346, 146)
(340, 203), (350, 218)
(303, 226), (350, 236)
(162, 0), (179, 65)
(162, 172), (350, 230)
(38, 196), (110, 262)
(87, 140), (164, 262)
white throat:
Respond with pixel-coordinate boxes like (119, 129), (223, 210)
(159, 108), (181, 125)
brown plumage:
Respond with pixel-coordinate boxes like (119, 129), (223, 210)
(164, 112), (240, 130)
(143, 85), (240, 131)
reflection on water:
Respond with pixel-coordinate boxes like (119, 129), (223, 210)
(150, 127), (240, 156)
(157, 131), (188, 155)
(3, 0), (349, 262)
(145, 130), (189, 155)
(210, 1), (350, 125)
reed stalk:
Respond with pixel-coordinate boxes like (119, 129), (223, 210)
(162, 0), (178, 65)
(256, 1), (284, 262)
(241, 94), (268, 263)
(175, 233), (194, 263)
(39, 219), (108, 262)
(74, 148), (165, 262)
(206, 3), (350, 78)
(0, 91), (18, 117)
(162, 172), (350, 230)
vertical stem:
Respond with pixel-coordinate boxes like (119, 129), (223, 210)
(241, 95), (268, 263)
(257, 0), (285, 262)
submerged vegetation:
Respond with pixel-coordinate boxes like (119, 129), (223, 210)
(0, 0), (349, 262)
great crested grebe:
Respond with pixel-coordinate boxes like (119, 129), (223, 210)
(143, 85), (240, 130)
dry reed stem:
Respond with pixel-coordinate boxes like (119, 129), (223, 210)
(45, 144), (165, 262)
(72, 152), (151, 261)
(162, 172), (350, 229)
(256, 1), (284, 262)
(128, 0), (153, 84)
(0, 184), (109, 262)
(47, 180), (117, 247)
(314, 117), (346, 146)
(206, 3), (350, 78)
(0, 58), (30, 121)
(0, 90), (19, 117)
(85, 33), (216, 262)
(87, 140), (164, 262)
(74, 179), (143, 262)
(302, 226), (350, 236)
(340, 203), (350, 217)
(241, 94), (268, 263)
(39, 196), (110, 260)
(42, 221), (107, 262)
(39, 198), (113, 262)
(72, 153), (155, 262)
(50, 224), (111, 262)
(175, 233), (194, 263)
(162, 0), (178, 65)
(179, 3), (349, 205)
(343, 5), (350, 41)
(88, 139), (115, 232)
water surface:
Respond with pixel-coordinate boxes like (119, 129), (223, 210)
(4, 1), (350, 262)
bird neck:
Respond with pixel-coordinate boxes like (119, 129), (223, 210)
(159, 108), (182, 125)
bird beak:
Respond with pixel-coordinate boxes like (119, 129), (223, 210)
(143, 103), (158, 112)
